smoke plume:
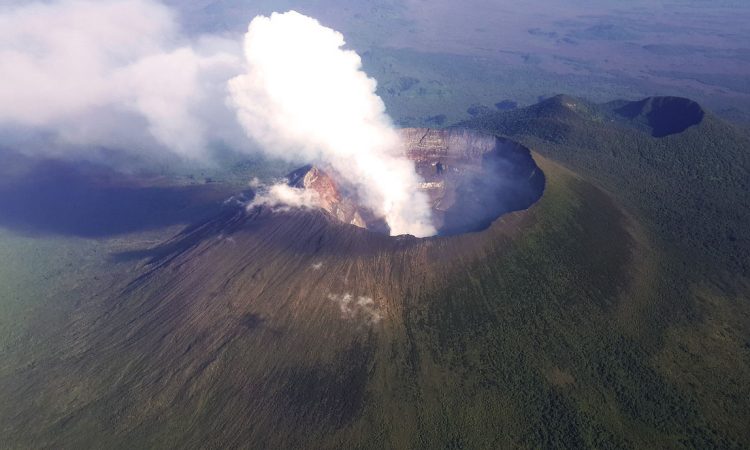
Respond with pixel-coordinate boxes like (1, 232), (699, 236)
(228, 11), (436, 237)
(0, 3), (436, 236)
(0, 0), (245, 158)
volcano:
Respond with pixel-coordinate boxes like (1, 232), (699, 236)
(0, 129), (551, 448)
(285, 128), (545, 236)
(4, 96), (749, 449)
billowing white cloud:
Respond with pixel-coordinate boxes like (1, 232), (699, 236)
(0, 0), (243, 157)
(228, 11), (435, 237)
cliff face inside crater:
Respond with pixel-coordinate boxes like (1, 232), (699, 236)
(291, 128), (545, 236)
(287, 165), (389, 234)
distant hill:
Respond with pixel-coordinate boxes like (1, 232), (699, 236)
(461, 95), (750, 279)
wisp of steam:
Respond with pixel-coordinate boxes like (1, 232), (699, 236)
(228, 12), (435, 237)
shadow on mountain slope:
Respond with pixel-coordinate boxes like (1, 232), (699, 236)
(0, 156), (235, 238)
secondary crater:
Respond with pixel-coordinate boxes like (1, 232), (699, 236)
(287, 128), (545, 237)
(614, 96), (705, 137)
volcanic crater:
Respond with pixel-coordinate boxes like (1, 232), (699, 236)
(287, 128), (546, 237)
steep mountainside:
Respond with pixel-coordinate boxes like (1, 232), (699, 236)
(1, 98), (748, 449)
(2, 152), (748, 448)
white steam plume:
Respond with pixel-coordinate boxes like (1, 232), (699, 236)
(228, 11), (436, 237)
(0, 0), (244, 158)
(0, 3), (437, 236)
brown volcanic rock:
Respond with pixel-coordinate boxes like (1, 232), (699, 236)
(287, 165), (386, 232)
(401, 127), (497, 161)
